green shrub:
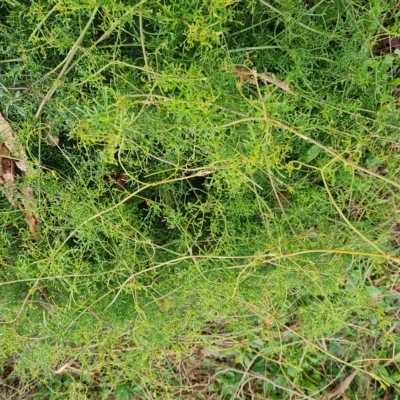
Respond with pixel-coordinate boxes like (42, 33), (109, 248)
(1, 0), (400, 398)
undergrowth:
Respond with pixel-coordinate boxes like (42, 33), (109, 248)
(1, 0), (400, 399)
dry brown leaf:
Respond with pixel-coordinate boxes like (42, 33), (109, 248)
(382, 36), (400, 50)
(233, 69), (295, 94)
(2, 173), (14, 185)
(22, 185), (41, 241)
(106, 172), (129, 190)
(233, 69), (257, 83)
(15, 160), (28, 172)
(0, 113), (40, 240)
(328, 370), (358, 399)
(0, 114), (26, 160)
(258, 72), (294, 94)
(0, 142), (17, 206)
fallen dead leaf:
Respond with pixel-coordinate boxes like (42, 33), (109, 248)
(15, 160), (27, 172)
(382, 36), (400, 50)
(0, 113), (40, 240)
(328, 370), (358, 399)
(258, 72), (294, 94)
(106, 172), (129, 190)
(233, 69), (257, 83)
(234, 69), (295, 94)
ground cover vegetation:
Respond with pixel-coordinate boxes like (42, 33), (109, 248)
(1, 0), (400, 398)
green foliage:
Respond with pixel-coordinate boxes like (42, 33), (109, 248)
(1, 0), (400, 398)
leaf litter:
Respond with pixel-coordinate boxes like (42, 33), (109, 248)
(0, 113), (40, 240)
